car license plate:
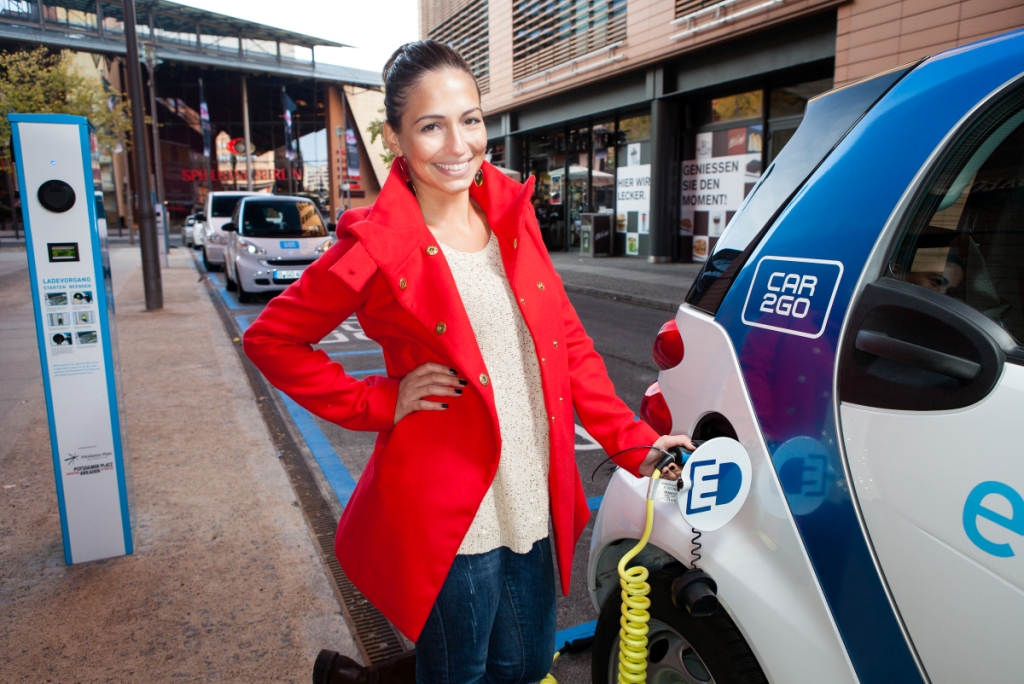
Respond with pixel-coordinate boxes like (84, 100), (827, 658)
(274, 269), (303, 280)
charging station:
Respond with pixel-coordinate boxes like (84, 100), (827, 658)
(9, 113), (134, 564)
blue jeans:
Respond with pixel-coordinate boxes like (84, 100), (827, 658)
(415, 538), (557, 684)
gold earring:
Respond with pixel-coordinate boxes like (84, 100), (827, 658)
(474, 168), (484, 186)
(400, 157), (417, 196)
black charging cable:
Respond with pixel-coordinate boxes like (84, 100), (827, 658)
(589, 441), (704, 482)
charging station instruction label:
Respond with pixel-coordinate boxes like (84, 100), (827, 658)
(14, 117), (131, 563)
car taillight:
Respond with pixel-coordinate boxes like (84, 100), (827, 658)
(640, 382), (672, 435)
(653, 319), (684, 370)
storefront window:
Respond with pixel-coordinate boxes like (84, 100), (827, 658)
(488, 142), (506, 167)
(592, 122), (616, 212)
(565, 127), (590, 248)
(619, 114), (651, 142)
(527, 132), (567, 251)
(711, 90), (763, 123)
(769, 78), (833, 118)
(768, 78), (833, 161)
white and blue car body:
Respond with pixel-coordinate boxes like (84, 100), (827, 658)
(589, 29), (1024, 684)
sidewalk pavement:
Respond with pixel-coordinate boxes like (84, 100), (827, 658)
(0, 246), (358, 682)
(549, 253), (703, 311)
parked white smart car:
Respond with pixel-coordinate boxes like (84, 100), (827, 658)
(201, 191), (261, 271)
(223, 195), (332, 303)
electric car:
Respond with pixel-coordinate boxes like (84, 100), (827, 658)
(182, 213), (198, 248)
(223, 195), (332, 303)
(201, 191), (261, 270)
(589, 30), (1024, 684)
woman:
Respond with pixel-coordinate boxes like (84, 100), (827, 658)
(243, 40), (692, 684)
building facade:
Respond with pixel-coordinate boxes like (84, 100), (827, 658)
(0, 0), (389, 233)
(422, 0), (1024, 260)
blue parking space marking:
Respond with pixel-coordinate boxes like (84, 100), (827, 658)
(235, 315), (252, 333)
(278, 391), (358, 506)
(215, 286), (244, 311)
(207, 273), (222, 287)
(587, 496), (603, 511)
(555, 620), (597, 650)
(327, 349), (383, 359)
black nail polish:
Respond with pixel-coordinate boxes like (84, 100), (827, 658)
(458, 379), (468, 386)
(449, 368), (458, 375)
(441, 403), (449, 409)
(454, 389), (462, 395)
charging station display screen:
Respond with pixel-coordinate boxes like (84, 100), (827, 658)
(47, 242), (80, 262)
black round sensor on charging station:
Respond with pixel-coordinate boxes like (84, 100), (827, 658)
(37, 180), (76, 213)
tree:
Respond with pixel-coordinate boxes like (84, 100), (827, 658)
(0, 47), (131, 161)
(367, 108), (396, 168)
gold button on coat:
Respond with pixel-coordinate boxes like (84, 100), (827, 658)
(553, 339), (558, 347)
(537, 281), (545, 290)
(513, 238), (518, 249)
(479, 373), (489, 386)
(398, 278), (408, 290)
(426, 245), (439, 255)
(435, 322), (446, 335)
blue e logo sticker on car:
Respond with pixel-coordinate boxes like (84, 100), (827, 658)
(963, 481), (1024, 557)
(741, 256), (844, 339)
(280, 240), (300, 249)
(677, 439), (752, 532)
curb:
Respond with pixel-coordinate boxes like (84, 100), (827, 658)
(560, 282), (681, 313)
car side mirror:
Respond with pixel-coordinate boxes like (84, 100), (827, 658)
(222, 222), (237, 232)
(196, 212), (206, 222)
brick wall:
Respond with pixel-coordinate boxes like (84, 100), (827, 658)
(836, 0), (1024, 85)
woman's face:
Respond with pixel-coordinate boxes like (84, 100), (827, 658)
(384, 68), (487, 198)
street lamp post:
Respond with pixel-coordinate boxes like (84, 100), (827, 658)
(143, 45), (165, 211)
(123, 0), (162, 310)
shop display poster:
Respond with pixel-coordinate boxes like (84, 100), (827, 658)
(617, 163), (650, 255)
(681, 127), (762, 261)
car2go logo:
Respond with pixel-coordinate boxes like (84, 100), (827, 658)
(741, 256), (844, 339)
(963, 481), (1024, 557)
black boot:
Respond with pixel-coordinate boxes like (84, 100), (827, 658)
(313, 649), (416, 684)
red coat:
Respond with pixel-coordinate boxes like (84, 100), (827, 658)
(243, 161), (658, 640)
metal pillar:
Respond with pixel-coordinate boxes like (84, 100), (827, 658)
(242, 76), (253, 191)
(505, 133), (522, 176)
(144, 47), (165, 209)
(123, 0), (162, 309)
(649, 97), (676, 263)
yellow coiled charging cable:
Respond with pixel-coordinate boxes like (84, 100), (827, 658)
(613, 467), (661, 684)
(543, 453), (673, 684)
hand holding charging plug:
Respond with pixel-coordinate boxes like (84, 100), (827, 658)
(639, 434), (697, 480)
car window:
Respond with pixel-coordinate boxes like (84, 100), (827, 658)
(241, 201), (327, 238)
(210, 195), (249, 218)
(686, 62), (918, 315)
(887, 86), (1024, 345)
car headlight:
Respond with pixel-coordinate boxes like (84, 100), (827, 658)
(315, 238), (333, 254)
(238, 238), (266, 255)
(208, 233), (226, 245)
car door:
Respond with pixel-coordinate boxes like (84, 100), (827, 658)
(838, 80), (1024, 684)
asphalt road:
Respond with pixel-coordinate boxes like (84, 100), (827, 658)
(201, 248), (673, 683)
